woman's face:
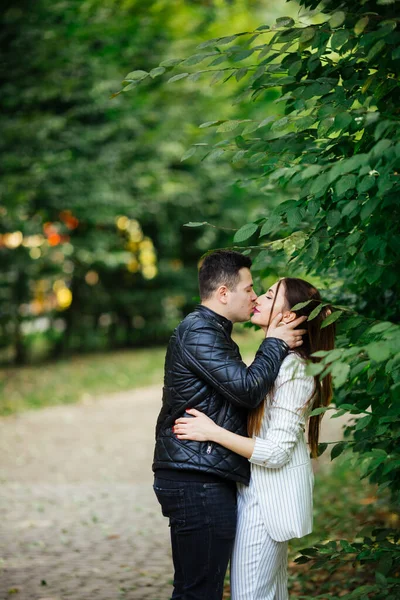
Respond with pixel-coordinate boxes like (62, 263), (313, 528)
(251, 280), (289, 328)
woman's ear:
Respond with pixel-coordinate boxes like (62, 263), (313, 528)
(281, 310), (297, 324)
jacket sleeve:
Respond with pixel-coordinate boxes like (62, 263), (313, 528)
(249, 355), (315, 468)
(181, 321), (288, 409)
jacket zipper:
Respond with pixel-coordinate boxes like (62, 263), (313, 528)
(206, 402), (228, 455)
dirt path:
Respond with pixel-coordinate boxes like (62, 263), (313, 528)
(0, 381), (348, 600)
(0, 385), (171, 600)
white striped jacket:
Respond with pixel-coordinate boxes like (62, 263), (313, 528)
(247, 352), (315, 542)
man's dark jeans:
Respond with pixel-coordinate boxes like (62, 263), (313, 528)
(153, 476), (237, 600)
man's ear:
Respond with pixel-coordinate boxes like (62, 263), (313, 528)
(216, 285), (229, 305)
(281, 310), (297, 323)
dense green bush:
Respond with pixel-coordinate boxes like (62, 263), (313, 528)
(123, 0), (400, 596)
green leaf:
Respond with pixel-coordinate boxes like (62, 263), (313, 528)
(355, 16), (369, 36)
(257, 116), (275, 129)
(299, 27), (315, 43)
(121, 82), (137, 92)
(288, 60), (302, 76)
(233, 223), (258, 243)
(357, 176), (375, 193)
(216, 120), (246, 133)
(216, 35), (238, 46)
(367, 40), (386, 62)
(184, 222), (208, 228)
(368, 321), (393, 334)
(125, 70), (149, 81)
(159, 58), (182, 67)
(355, 414), (372, 430)
(335, 175), (357, 197)
(331, 362), (350, 387)
(331, 442), (347, 460)
(168, 73), (189, 83)
(271, 117), (289, 131)
(327, 210), (341, 228)
(334, 112), (352, 130)
(199, 120), (225, 129)
(260, 215), (281, 236)
(331, 30), (350, 50)
(205, 148), (225, 161)
(291, 300), (313, 311)
(317, 443), (328, 457)
(321, 311), (342, 328)
(330, 11), (346, 28)
(309, 406), (331, 417)
(342, 200), (358, 217)
(181, 147), (197, 162)
(301, 165), (323, 180)
(182, 53), (211, 66)
(365, 342), (392, 363)
(149, 67), (166, 78)
(276, 17), (295, 28)
(360, 197), (380, 221)
(308, 303), (325, 321)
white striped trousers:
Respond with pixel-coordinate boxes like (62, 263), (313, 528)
(230, 484), (289, 600)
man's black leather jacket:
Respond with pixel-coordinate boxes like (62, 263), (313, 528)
(153, 305), (289, 485)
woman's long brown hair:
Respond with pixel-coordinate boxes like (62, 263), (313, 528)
(247, 278), (335, 458)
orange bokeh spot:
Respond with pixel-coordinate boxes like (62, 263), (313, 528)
(48, 233), (61, 246)
(59, 210), (79, 230)
(43, 222), (56, 235)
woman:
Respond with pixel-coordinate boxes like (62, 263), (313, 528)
(173, 277), (335, 600)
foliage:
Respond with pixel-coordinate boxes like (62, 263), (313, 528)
(123, 0), (400, 595)
(1, 0), (282, 364)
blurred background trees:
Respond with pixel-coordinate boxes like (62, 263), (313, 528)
(0, 0), (296, 364)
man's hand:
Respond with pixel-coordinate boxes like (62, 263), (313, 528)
(266, 313), (307, 349)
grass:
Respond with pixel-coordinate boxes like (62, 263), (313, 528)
(0, 326), (262, 416)
(0, 347), (167, 416)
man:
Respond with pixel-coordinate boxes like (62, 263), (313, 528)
(153, 250), (306, 600)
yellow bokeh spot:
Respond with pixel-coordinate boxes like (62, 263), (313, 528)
(4, 231), (23, 249)
(53, 279), (66, 292)
(139, 239), (154, 250)
(127, 258), (140, 273)
(142, 265), (157, 280)
(127, 219), (140, 232)
(30, 248), (41, 259)
(23, 235), (45, 248)
(126, 241), (139, 252)
(85, 270), (99, 285)
(116, 216), (130, 230)
(140, 250), (156, 265)
(129, 230), (143, 243)
(56, 287), (72, 309)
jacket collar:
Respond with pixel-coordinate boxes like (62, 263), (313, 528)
(194, 305), (233, 335)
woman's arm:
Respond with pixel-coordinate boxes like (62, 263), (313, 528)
(174, 408), (255, 459)
(249, 358), (315, 468)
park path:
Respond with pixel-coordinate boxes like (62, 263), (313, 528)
(0, 378), (349, 600)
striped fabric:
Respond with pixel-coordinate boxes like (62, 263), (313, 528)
(231, 353), (316, 599)
(231, 485), (288, 600)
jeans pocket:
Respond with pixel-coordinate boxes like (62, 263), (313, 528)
(153, 485), (186, 529)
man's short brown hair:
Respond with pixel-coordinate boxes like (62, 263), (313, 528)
(198, 250), (252, 301)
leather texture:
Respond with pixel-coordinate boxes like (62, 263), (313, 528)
(153, 305), (289, 485)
